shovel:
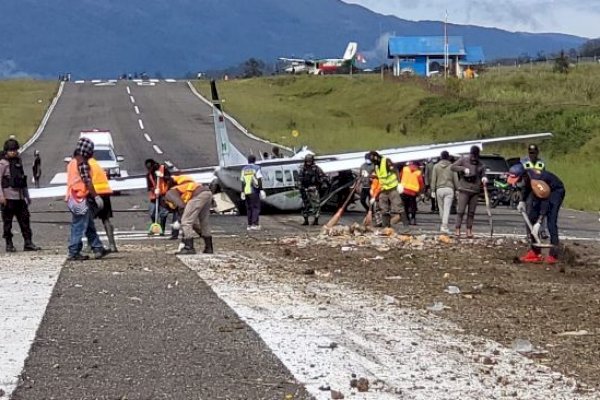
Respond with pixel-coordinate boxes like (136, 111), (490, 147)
(148, 174), (163, 235)
(482, 184), (494, 237)
(519, 210), (553, 248)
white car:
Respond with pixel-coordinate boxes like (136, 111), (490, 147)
(64, 130), (125, 178)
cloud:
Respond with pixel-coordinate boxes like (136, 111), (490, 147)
(0, 60), (32, 79)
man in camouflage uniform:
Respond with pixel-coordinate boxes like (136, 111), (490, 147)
(297, 154), (327, 226)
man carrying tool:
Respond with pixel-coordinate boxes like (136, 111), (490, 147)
(399, 161), (424, 225)
(65, 137), (108, 261)
(451, 145), (488, 238)
(89, 155), (118, 252)
(368, 151), (410, 232)
(240, 154), (266, 230)
(165, 175), (214, 254)
(359, 153), (374, 211)
(297, 154), (327, 226)
(1, 138), (41, 252)
(145, 159), (178, 239)
(510, 163), (565, 264)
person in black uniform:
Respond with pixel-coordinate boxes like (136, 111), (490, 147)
(0, 139), (41, 252)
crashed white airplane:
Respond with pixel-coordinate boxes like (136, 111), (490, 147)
(29, 80), (552, 212)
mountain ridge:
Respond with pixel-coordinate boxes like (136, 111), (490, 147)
(0, 0), (586, 78)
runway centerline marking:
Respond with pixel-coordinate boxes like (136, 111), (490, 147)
(126, 86), (131, 95)
(138, 119), (144, 130)
(130, 95), (135, 104)
(134, 105), (140, 115)
(144, 133), (152, 142)
(153, 145), (163, 154)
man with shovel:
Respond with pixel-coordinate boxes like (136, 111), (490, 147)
(509, 163), (565, 264)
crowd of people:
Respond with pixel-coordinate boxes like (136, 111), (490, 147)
(1, 136), (566, 264)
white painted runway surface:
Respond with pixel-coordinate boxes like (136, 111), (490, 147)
(0, 255), (63, 397)
(182, 252), (594, 400)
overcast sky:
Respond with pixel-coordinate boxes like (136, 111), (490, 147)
(342, 0), (599, 38)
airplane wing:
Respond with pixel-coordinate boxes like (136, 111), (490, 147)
(28, 170), (216, 199)
(315, 132), (553, 174)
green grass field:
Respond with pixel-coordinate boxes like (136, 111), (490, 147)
(194, 65), (600, 211)
(0, 80), (59, 145)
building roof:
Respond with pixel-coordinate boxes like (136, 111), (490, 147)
(388, 36), (466, 58)
(462, 46), (485, 65)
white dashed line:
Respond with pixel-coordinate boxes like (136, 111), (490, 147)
(91, 79), (101, 83)
(126, 86), (131, 95)
(130, 96), (135, 104)
(153, 145), (163, 154)
(144, 133), (152, 142)
(138, 119), (144, 130)
(164, 160), (174, 167)
(134, 105), (140, 115)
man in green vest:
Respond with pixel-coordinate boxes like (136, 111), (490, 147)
(368, 151), (410, 233)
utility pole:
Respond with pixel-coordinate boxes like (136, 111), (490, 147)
(444, 10), (449, 79)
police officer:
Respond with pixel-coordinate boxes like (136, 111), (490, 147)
(511, 163), (565, 264)
(297, 154), (326, 226)
(521, 144), (545, 171)
(0, 139), (40, 252)
(240, 154), (266, 230)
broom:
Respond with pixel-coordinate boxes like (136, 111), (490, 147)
(325, 180), (359, 229)
(148, 174), (163, 235)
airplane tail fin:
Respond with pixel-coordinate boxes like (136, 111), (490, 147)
(342, 42), (358, 61)
(210, 80), (248, 167)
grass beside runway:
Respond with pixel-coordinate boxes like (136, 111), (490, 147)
(0, 80), (59, 144)
(193, 65), (600, 210)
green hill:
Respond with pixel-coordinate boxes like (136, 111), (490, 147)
(194, 65), (600, 211)
(0, 80), (58, 145)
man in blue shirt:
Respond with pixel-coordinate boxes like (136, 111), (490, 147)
(511, 163), (565, 264)
(240, 155), (266, 230)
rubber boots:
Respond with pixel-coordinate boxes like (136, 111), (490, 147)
(177, 238), (196, 255)
(169, 229), (180, 241)
(23, 240), (41, 251)
(302, 217), (309, 226)
(103, 220), (118, 253)
(159, 216), (167, 236)
(202, 236), (214, 254)
(312, 217), (319, 226)
(5, 238), (16, 253)
(381, 214), (391, 228)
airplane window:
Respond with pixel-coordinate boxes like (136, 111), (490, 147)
(293, 170), (299, 182)
(284, 170), (292, 183)
(275, 170), (284, 183)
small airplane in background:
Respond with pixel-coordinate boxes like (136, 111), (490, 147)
(29, 80), (553, 213)
(279, 42), (363, 75)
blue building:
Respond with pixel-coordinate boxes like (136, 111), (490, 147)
(388, 36), (485, 77)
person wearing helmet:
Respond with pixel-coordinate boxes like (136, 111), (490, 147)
(1, 139), (41, 252)
(510, 163), (565, 264)
(368, 151), (410, 231)
(32, 150), (42, 188)
(521, 144), (545, 172)
(297, 153), (326, 225)
(451, 145), (487, 238)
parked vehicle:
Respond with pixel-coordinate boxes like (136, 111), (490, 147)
(65, 129), (125, 179)
(491, 178), (520, 208)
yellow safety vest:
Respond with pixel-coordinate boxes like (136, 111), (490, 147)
(89, 158), (113, 195)
(375, 157), (398, 191)
(173, 176), (200, 204)
(241, 166), (259, 195)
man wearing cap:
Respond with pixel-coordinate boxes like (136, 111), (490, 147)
(0, 138), (41, 252)
(65, 137), (108, 261)
(511, 163), (565, 264)
(451, 145), (488, 238)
